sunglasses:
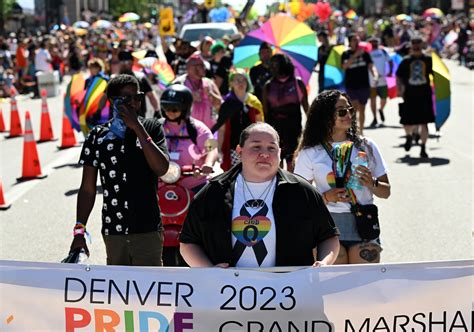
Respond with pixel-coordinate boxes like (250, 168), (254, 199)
(336, 107), (355, 117)
(163, 107), (183, 113)
(113, 92), (144, 105)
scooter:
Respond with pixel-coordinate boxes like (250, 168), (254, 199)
(158, 162), (199, 267)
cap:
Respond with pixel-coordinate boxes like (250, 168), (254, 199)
(186, 52), (205, 65)
(211, 41), (226, 56)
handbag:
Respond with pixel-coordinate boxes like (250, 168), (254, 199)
(350, 202), (380, 240)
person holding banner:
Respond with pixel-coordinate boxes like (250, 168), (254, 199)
(294, 90), (390, 265)
(70, 74), (170, 266)
(180, 122), (340, 268)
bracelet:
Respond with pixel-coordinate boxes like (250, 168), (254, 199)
(73, 227), (85, 236)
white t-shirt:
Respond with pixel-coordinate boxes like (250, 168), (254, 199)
(231, 174), (276, 267)
(294, 138), (388, 213)
(34, 48), (52, 72)
(369, 48), (391, 87)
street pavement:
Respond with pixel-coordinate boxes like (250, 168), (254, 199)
(0, 60), (472, 265)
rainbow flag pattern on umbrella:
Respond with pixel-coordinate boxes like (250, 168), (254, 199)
(431, 52), (451, 131)
(233, 14), (318, 84)
(64, 73), (86, 131)
(386, 52), (403, 99)
(323, 45), (345, 89)
(79, 75), (110, 134)
(345, 9), (358, 20)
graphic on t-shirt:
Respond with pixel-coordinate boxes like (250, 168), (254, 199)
(408, 60), (427, 86)
(232, 200), (270, 266)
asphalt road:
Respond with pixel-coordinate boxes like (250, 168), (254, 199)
(0, 60), (472, 265)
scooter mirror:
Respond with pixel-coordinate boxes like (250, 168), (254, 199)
(160, 161), (182, 184)
(204, 138), (218, 152)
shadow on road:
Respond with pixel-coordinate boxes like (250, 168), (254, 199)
(365, 124), (403, 130)
(65, 185), (103, 196)
(395, 155), (450, 167)
(53, 163), (82, 169)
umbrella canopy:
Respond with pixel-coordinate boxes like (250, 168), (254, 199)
(119, 12), (140, 22)
(138, 57), (176, 88)
(423, 8), (444, 19)
(395, 14), (412, 22)
(345, 9), (358, 20)
(92, 20), (113, 29)
(72, 21), (90, 29)
(233, 14), (318, 84)
(323, 45), (345, 89)
(432, 52), (451, 131)
(73, 28), (88, 36)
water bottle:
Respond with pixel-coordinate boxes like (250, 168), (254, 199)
(347, 151), (368, 190)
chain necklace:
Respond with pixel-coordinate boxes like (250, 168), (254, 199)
(242, 176), (275, 209)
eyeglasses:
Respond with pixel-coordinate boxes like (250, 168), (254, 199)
(113, 92), (144, 105)
(336, 107), (355, 117)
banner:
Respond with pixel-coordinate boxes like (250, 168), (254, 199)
(0, 260), (472, 331)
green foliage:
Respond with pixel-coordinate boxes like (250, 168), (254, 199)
(2, 0), (17, 16)
(108, 0), (154, 19)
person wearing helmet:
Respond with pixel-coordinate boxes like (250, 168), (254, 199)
(161, 84), (219, 192)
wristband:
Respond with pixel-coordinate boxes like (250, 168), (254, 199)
(140, 136), (152, 145)
(74, 227), (85, 236)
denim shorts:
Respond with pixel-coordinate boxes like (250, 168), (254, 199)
(331, 212), (381, 249)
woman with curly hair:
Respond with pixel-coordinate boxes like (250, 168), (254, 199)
(294, 90), (390, 264)
(262, 53), (308, 172)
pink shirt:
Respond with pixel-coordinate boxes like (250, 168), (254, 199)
(163, 119), (213, 189)
(184, 77), (216, 129)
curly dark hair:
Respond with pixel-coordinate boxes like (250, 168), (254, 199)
(270, 53), (295, 78)
(297, 90), (363, 152)
(106, 74), (140, 99)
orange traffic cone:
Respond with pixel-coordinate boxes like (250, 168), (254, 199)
(0, 107), (6, 132)
(6, 89), (22, 138)
(0, 178), (11, 210)
(37, 89), (56, 143)
(57, 104), (79, 150)
(17, 111), (48, 182)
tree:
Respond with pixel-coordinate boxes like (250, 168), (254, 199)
(108, 0), (153, 19)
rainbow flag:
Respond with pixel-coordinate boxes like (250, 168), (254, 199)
(79, 75), (109, 134)
(64, 73), (86, 132)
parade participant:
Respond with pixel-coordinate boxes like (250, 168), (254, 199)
(249, 42), (272, 102)
(180, 122), (340, 268)
(117, 50), (160, 118)
(84, 58), (110, 127)
(294, 90), (390, 264)
(212, 69), (264, 171)
(161, 84), (218, 192)
(209, 40), (233, 96)
(262, 53), (308, 172)
(69, 74), (170, 266)
(171, 39), (195, 77)
(396, 35), (434, 158)
(368, 37), (393, 127)
(316, 31), (333, 93)
(341, 33), (378, 135)
(173, 52), (222, 129)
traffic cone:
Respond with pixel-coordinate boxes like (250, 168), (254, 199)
(37, 89), (56, 143)
(6, 89), (22, 138)
(17, 111), (48, 182)
(0, 178), (11, 210)
(0, 107), (6, 132)
(57, 104), (79, 150)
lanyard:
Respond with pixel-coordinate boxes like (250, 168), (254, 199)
(164, 123), (187, 151)
(322, 141), (353, 182)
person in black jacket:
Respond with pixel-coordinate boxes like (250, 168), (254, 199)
(180, 122), (339, 268)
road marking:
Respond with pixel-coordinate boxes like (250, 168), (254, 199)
(5, 147), (81, 205)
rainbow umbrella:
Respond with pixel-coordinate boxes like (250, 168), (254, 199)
(233, 14), (318, 84)
(395, 14), (412, 22)
(119, 12), (140, 23)
(431, 52), (451, 131)
(323, 45), (345, 89)
(79, 75), (109, 134)
(64, 73), (86, 131)
(423, 8), (444, 19)
(138, 57), (176, 88)
(92, 20), (113, 29)
(345, 9), (358, 20)
(72, 21), (90, 29)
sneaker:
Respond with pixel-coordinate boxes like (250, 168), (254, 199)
(404, 135), (412, 151)
(420, 145), (428, 158)
(379, 109), (385, 122)
(370, 119), (378, 128)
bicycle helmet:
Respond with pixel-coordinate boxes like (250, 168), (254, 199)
(160, 84), (193, 120)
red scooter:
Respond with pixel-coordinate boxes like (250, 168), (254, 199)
(158, 161), (199, 266)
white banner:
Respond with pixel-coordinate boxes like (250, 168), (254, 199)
(0, 260), (472, 331)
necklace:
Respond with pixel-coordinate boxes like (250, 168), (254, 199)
(242, 176), (275, 209)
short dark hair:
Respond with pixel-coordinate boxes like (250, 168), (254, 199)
(270, 53), (294, 78)
(239, 122), (280, 147)
(106, 74), (139, 99)
(347, 33), (358, 42)
(259, 42), (272, 51)
(317, 31), (328, 38)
